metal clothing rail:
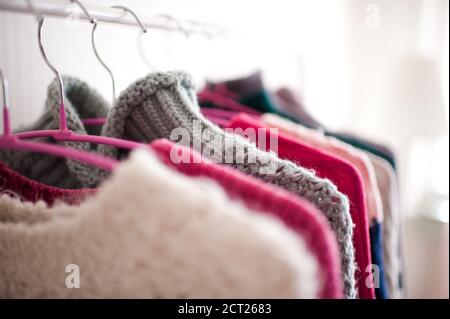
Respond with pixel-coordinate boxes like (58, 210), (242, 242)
(0, 0), (223, 36)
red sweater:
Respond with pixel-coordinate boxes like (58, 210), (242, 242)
(226, 114), (374, 299)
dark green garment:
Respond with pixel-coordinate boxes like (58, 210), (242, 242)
(239, 90), (300, 123)
(326, 132), (397, 171)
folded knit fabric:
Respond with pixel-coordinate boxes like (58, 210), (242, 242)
(227, 114), (371, 299)
(205, 74), (398, 171)
(262, 114), (384, 223)
(151, 138), (343, 298)
(96, 71), (357, 297)
(274, 87), (325, 129)
(0, 138), (341, 297)
(369, 154), (403, 298)
(0, 139), (339, 298)
(0, 72), (354, 294)
(0, 161), (95, 206)
(261, 114), (387, 298)
(0, 149), (320, 298)
(0, 76), (110, 188)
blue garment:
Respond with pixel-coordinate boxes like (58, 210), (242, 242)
(370, 222), (389, 299)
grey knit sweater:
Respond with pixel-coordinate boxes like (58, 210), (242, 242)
(0, 72), (356, 298)
(0, 76), (110, 188)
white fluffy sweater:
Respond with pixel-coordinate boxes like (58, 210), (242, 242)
(0, 149), (319, 298)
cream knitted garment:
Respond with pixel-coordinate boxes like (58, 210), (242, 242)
(0, 149), (320, 298)
(0, 72), (356, 298)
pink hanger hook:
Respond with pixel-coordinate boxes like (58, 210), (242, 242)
(0, 69), (11, 136)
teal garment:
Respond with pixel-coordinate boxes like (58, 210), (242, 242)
(239, 91), (300, 124)
(326, 132), (397, 171)
(237, 90), (397, 171)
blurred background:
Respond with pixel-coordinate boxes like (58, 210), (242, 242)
(0, 0), (448, 298)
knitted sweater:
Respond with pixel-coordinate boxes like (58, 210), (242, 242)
(100, 71), (357, 298)
(0, 139), (341, 298)
(0, 76), (110, 188)
(228, 114), (373, 299)
(260, 114), (385, 299)
(0, 72), (353, 295)
(262, 114), (384, 223)
(370, 154), (403, 298)
(205, 74), (397, 170)
(151, 139), (343, 298)
(0, 149), (319, 298)
(0, 161), (95, 206)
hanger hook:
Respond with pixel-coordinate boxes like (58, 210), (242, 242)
(158, 14), (189, 38)
(111, 5), (147, 33)
(0, 69), (11, 136)
(111, 5), (152, 72)
(25, 0), (41, 21)
(92, 24), (116, 103)
(70, 0), (97, 24)
(0, 69), (8, 111)
(69, 0), (115, 103)
(37, 16), (67, 131)
(158, 14), (189, 71)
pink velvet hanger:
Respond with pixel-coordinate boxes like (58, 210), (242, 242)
(0, 69), (117, 171)
(15, 17), (143, 152)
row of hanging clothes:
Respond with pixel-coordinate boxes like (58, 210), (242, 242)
(0, 1), (404, 299)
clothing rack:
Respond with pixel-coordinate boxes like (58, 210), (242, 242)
(0, 0), (223, 36)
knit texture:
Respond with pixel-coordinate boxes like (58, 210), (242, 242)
(261, 115), (390, 296)
(205, 76), (397, 170)
(0, 140), (335, 297)
(0, 149), (320, 298)
(262, 113), (384, 222)
(0, 71), (354, 296)
(370, 154), (403, 298)
(0, 162), (95, 206)
(0, 76), (110, 188)
(229, 114), (374, 299)
(151, 138), (343, 298)
(93, 71), (356, 298)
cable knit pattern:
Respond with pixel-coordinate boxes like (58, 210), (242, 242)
(0, 149), (319, 298)
(0, 76), (110, 188)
